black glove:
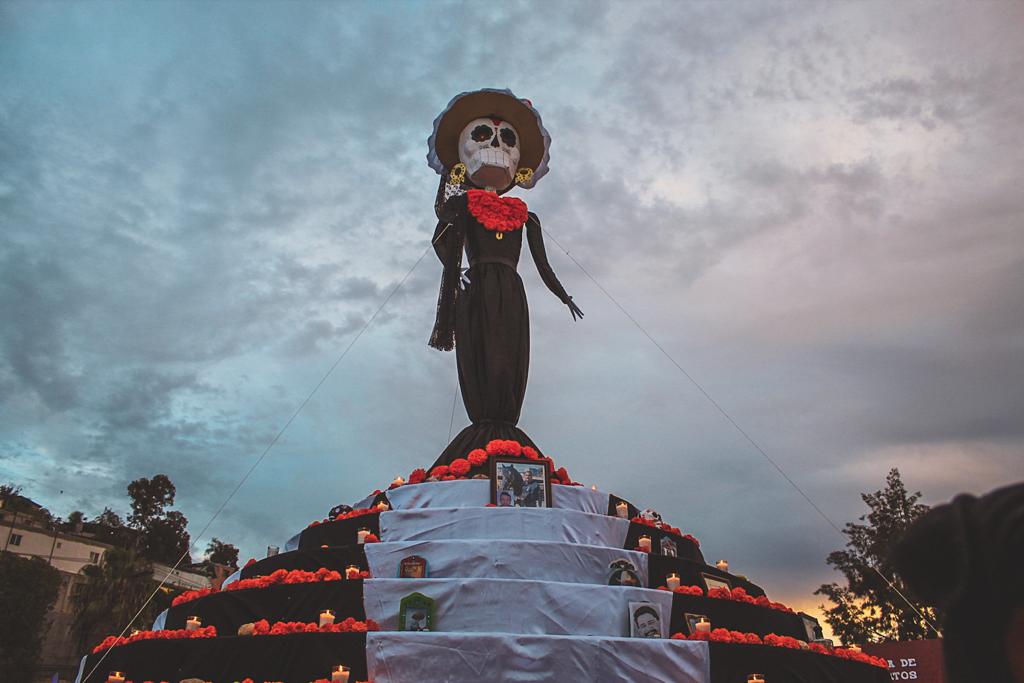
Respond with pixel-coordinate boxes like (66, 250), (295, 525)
(566, 297), (583, 321)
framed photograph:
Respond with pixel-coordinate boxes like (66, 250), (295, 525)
(608, 559), (644, 587)
(801, 613), (823, 641)
(628, 601), (664, 639)
(660, 536), (678, 557)
(398, 592), (435, 632)
(702, 573), (731, 592)
(490, 457), (552, 508)
(399, 555), (428, 579)
(684, 612), (709, 635)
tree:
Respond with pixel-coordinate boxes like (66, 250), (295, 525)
(205, 537), (239, 570)
(127, 474), (176, 529)
(71, 547), (160, 653)
(0, 554), (62, 683)
(126, 475), (191, 565)
(816, 468), (940, 644)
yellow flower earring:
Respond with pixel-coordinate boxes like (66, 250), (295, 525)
(515, 167), (534, 186)
(449, 163), (467, 185)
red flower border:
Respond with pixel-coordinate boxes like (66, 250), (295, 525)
(172, 567), (370, 607)
(250, 617), (380, 635)
(671, 629), (887, 668)
(92, 626), (217, 653)
(654, 584), (794, 613)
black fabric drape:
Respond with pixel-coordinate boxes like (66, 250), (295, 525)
(624, 522), (704, 563)
(241, 547), (368, 579)
(80, 632), (368, 683)
(298, 515), (381, 550)
(647, 556), (765, 598)
(164, 581), (366, 634)
(708, 642), (889, 683)
(669, 593), (807, 640)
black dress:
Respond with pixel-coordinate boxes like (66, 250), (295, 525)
(429, 191), (572, 467)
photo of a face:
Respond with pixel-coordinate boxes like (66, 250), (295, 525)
(629, 602), (663, 639)
(405, 610), (429, 631)
(492, 460), (550, 508)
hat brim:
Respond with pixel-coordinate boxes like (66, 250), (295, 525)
(427, 88), (551, 189)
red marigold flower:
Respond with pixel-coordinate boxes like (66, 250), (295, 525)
(450, 458), (471, 476)
(555, 467), (570, 483)
(467, 449), (488, 467)
(521, 446), (539, 459)
(408, 468), (426, 484)
(430, 465), (450, 478)
(364, 533), (380, 543)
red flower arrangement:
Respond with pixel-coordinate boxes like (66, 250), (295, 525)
(449, 458), (471, 477)
(250, 617), (380, 636)
(706, 586), (794, 613)
(362, 533), (380, 544)
(630, 515), (683, 536)
(467, 449), (488, 467)
(172, 568), (361, 607)
(671, 630), (887, 668)
(307, 506), (379, 528)
(92, 626), (217, 653)
(466, 189), (528, 232)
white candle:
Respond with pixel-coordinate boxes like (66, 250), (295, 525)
(848, 644), (861, 653)
(331, 665), (350, 683)
(376, 501), (389, 512)
(319, 609), (335, 627)
(186, 616), (201, 631)
(591, 485), (597, 491)
(107, 673), (125, 683)
(747, 675), (765, 683)
(357, 528), (370, 544)
(638, 535), (652, 551)
(345, 565), (360, 579)
(716, 560), (729, 572)
(666, 573), (681, 591)
(696, 618), (711, 634)
(392, 475), (405, 487)
(616, 502), (629, 518)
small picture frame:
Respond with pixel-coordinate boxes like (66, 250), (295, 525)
(628, 601), (664, 639)
(398, 592), (435, 632)
(399, 555), (428, 579)
(490, 457), (552, 508)
(608, 559), (643, 587)
(702, 573), (731, 592)
(660, 536), (677, 557)
(801, 613), (823, 641)
(684, 612), (709, 635)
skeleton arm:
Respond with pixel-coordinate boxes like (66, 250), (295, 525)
(526, 213), (583, 321)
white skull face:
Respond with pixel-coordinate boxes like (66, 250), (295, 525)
(457, 117), (520, 190)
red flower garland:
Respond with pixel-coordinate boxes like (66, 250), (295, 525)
(654, 584), (795, 614)
(92, 626), (217, 653)
(307, 506), (379, 528)
(250, 617), (380, 636)
(466, 189), (528, 232)
(670, 630), (887, 668)
(171, 567), (366, 607)
(630, 515), (683, 536)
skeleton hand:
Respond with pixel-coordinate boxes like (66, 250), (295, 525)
(566, 297), (583, 321)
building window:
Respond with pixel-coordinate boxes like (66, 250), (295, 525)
(89, 551), (100, 563)
(56, 541), (62, 549)
(9, 533), (23, 546)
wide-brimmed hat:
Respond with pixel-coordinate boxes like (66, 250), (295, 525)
(427, 88), (551, 189)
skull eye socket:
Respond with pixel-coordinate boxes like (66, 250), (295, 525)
(470, 124), (493, 142)
(499, 128), (517, 147)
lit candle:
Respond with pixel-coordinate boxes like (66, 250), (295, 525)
(591, 485), (597, 491)
(666, 573), (681, 591)
(186, 616), (202, 631)
(616, 502), (629, 518)
(345, 565), (360, 579)
(107, 673), (126, 683)
(392, 475), (405, 487)
(357, 528), (370, 544)
(638, 535), (652, 551)
(695, 617), (711, 634)
(715, 560), (729, 572)
(331, 665), (350, 683)
(747, 675), (765, 683)
(848, 644), (862, 653)
(319, 609), (335, 627)
(376, 501), (390, 512)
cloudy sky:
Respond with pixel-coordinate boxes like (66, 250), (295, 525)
(2, 1), (1022, 626)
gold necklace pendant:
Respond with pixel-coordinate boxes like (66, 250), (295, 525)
(495, 232), (504, 240)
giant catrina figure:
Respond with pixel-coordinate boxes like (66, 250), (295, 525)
(427, 89), (582, 467)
